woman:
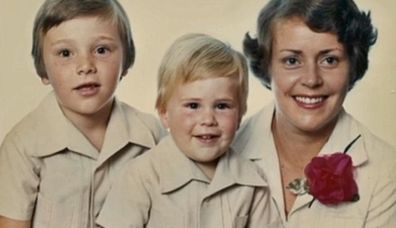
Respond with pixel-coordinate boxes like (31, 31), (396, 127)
(233, 0), (396, 227)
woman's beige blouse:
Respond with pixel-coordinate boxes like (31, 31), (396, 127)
(233, 103), (396, 228)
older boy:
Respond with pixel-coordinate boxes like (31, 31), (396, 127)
(0, 0), (164, 227)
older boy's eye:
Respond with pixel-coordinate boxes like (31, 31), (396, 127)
(96, 46), (109, 55)
(58, 49), (71, 57)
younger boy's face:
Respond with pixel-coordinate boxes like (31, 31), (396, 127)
(41, 16), (124, 120)
(160, 77), (241, 175)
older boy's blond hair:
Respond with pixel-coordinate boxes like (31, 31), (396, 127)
(156, 33), (249, 116)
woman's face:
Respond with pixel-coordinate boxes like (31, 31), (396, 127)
(270, 17), (350, 135)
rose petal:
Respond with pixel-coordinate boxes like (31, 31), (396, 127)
(304, 153), (358, 205)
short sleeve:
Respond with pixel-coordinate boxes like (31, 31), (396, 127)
(96, 161), (151, 228)
(0, 133), (40, 220)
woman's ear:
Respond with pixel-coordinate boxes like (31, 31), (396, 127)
(41, 77), (50, 85)
(120, 69), (129, 81)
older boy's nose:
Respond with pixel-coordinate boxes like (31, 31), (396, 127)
(77, 54), (97, 75)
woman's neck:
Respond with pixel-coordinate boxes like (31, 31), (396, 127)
(271, 112), (337, 166)
(271, 111), (338, 216)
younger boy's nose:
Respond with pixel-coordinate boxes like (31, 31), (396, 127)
(200, 109), (218, 127)
(77, 55), (97, 75)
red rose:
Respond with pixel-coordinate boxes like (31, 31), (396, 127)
(304, 153), (359, 205)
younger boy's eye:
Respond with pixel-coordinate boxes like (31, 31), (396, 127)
(216, 103), (230, 110)
(185, 102), (199, 109)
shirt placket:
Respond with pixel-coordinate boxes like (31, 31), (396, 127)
(199, 196), (224, 228)
(88, 163), (109, 228)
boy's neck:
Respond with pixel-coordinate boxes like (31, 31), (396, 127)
(196, 159), (219, 181)
(61, 100), (114, 152)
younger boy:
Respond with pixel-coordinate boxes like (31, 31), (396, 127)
(97, 34), (281, 228)
(0, 0), (164, 227)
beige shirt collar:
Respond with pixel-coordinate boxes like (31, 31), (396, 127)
(154, 136), (267, 197)
(32, 92), (156, 162)
(240, 103), (367, 168)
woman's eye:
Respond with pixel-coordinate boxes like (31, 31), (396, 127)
(58, 49), (71, 57)
(283, 56), (300, 67)
(286, 58), (297, 64)
(323, 56), (338, 65)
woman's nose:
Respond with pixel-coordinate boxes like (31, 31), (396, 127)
(301, 63), (323, 88)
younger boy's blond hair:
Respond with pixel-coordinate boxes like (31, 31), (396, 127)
(156, 33), (249, 116)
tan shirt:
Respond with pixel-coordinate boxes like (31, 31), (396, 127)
(233, 103), (396, 228)
(97, 135), (282, 228)
(0, 92), (165, 228)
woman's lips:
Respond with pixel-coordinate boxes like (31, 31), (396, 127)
(293, 95), (328, 109)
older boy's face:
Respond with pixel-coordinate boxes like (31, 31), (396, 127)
(41, 16), (124, 121)
(160, 77), (241, 176)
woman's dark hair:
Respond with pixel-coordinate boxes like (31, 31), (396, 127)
(244, 0), (377, 90)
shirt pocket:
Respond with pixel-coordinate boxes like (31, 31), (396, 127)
(312, 201), (365, 228)
(146, 209), (185, 228)
(266, 219), (284, 228)
(33, 192), (79, 228)
(317, 214), (363, 228)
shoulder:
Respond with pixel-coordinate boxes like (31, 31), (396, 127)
(361, 126), (396, 174)
(120, 102), (157, 125)
(344, 115), (396, 222)
(118, 101), (166, 142)
(348, 113), (396, 163)
(234, 109), (263, 149)
(238, 107), (266, 133)
(237, 105), (273, 140)
(1, 97), (55, 149)
(233, 105), (273, 156)
(3, 92), (65, 140)
(344, 113), (396, 188)
(120, 145), (161, 186)
(227, 148), (269, 186)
